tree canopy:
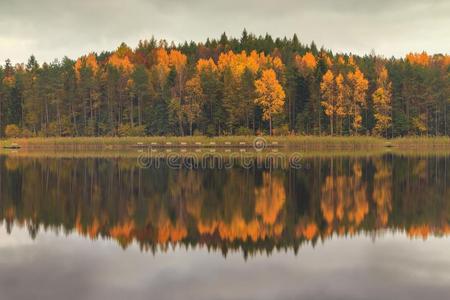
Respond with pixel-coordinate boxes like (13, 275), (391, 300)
(0, 31), (448, 137)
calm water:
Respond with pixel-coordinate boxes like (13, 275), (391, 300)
(0, 153), (450, 300)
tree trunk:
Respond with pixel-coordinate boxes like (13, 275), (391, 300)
(0, 99), (2, 138)
(83, 97), (87, 132)
(246, 110), (249, 129)
(288, 93), (292, 131)
(330, 114), (334, 136)
(57, 101), (62, 136)
(406, 97), (410, 134)
(107, 97), (114, 135)
(179, 115), (184, 136)
(436, 102), (439, 136)
(445, 102), (448, 136)
(89, 91), (93, 123)
(138, 95), (142, 126)
(71, 105), (78, 136)
(130, 96), (134, 127)
(45, 99), (49, 136)
(269, 114), (272, 136)
(21, 95), (24, 130)
(253, 111), (256, 134)
(318, 102), (321, 136)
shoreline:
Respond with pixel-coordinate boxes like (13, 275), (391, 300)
(1, 136), (450, 151)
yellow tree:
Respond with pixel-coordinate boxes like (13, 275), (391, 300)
(406, 51), (430, 66)
(108, 53), (133, 74)
(295, 52), (317, 73)
(337, 55), (346, 65)
(347, 68), (368, 134)
(197, 58), (218, 74)
(320, 70), (335, 135)
(255, 69), (286, 135)
(372, 66), (392, 136)
(74, 53), (99, 80)
(169, 50), (187, 90)
(153, 48), (171, 87)
(335, 73), (347, 135)
(321, 71), (347, 136)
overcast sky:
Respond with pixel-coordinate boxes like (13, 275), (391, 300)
(0, 0), (449, 64)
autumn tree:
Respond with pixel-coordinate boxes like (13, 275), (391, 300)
(255, 69), (286, 135)
(335, 73), (347, 135)
(295, 52), (317, 73)
(347, 68), (368, 134)
(372, 66), (392, 136)
(320, 70), (345, 136)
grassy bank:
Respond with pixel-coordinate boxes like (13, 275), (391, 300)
(1, 136), (450, 150)
(0, 136), (384, 150)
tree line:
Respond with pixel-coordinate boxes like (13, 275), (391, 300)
(0, 30), (448, 138)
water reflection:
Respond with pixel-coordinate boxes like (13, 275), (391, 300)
(0, 154), (449, 257)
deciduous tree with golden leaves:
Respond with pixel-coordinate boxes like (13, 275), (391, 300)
(347, 68), (368, 134)
(255, 69), (286, 135)
(372, 66), (392, 136)
(321, 70), (346, 135)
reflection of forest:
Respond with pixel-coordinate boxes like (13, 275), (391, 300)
(0, 155), (449, 257)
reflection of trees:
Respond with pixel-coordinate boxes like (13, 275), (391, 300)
(372, 158), (392, 227)
(0, 155), (449, 256)
(392, 156), (450, 240)
(320, 160), (369, 235)
(185, 171), (286, 242)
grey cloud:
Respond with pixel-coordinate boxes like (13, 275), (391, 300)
(0, 0), (448, 63)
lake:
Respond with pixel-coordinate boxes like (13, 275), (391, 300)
(0, 151), (449, 300)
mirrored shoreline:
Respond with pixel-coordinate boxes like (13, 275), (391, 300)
(1, 153), (449, 257)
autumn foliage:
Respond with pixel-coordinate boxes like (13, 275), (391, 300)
(255, 69), (286, 135)
(0, 32), (448, 137)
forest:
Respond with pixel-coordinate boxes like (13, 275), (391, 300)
(0, 30), (448, 138)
